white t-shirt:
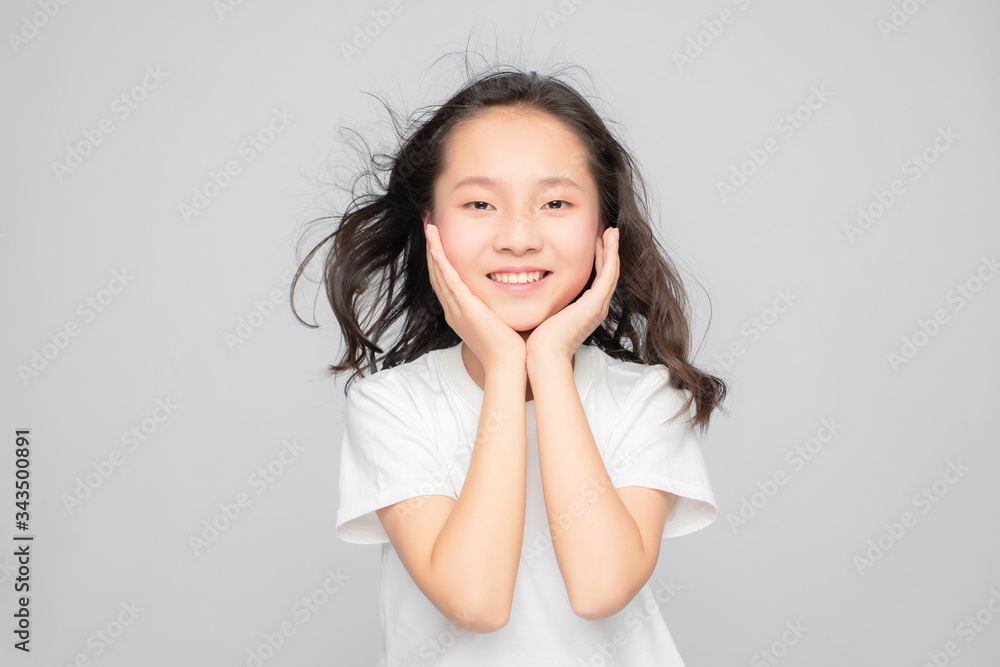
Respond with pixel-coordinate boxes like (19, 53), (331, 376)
(336, 341), (718, 667)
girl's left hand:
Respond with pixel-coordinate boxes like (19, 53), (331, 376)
(526, 226), (620, 363)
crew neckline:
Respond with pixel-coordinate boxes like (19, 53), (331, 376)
(439, 341), (595, 421)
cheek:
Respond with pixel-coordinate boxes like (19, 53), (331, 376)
(550, 238), (596, 303)
(436, 224), (482, 281)
(558, 233), (598, 276)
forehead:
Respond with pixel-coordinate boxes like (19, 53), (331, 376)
(439, 108), (592, 186)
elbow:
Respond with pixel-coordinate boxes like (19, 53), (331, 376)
(569, 591), (629, 621)
(448, 597), (512, 634)
(569, 556), (654, 620)
(471, 608), (512, 634)
(569, 575), (643, 621)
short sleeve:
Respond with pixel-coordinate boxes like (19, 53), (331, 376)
(335, 374), (458, 544)
(605, 367), (718, 539)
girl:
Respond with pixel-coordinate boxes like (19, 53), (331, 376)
(292, 64), (728, 666)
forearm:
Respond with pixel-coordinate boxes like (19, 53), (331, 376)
(528, 354), (648, 619)
(431, 360), (527, 630)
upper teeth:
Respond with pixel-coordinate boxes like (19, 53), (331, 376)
(489, 271), (546, 284)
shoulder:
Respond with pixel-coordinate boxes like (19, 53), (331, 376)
(584, 346), (691, 418)
(346, 347), (450, 414)
(342, 348), (459, 446)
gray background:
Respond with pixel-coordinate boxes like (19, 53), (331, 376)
(2, 0), (999, 665)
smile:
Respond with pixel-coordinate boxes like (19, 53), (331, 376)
(487, 270), (550, 284)
(487, 271), (551, 292)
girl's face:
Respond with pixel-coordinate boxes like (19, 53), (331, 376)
(422, 108), (603, 334)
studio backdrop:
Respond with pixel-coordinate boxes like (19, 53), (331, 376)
(2, 0), (999, 665)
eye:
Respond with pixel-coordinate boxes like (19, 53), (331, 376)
(543, 200), (570, 210)
(464, 201), (495, 211)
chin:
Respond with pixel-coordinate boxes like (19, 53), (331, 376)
(488, 307), (545, 334)
(504, 317), (543, 333)
(475, 290), (567, 334)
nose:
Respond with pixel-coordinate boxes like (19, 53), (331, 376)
(493, 204), (543, 254)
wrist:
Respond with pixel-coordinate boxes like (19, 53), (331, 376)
(525, 348), (573, 376)
(483, 356), (527, 379)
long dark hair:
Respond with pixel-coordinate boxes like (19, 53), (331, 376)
(291, 61), (728, 431)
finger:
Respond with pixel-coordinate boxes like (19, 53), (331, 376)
(599, 227), (614, 280)
(424, 223), (441, 291)
(426, 226), (450, 306)
(599, 228), (619, 309)
(608, 228), (620, 279)
(614, 227), (622, 284)
(428, 225), (462, 314)
(424, 224), (453, 314)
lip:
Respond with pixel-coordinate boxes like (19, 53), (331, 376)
(487, 270), (551, 292)
(489, 265), (547, 274)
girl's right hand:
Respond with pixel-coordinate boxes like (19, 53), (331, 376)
(423, 222), (526, 372)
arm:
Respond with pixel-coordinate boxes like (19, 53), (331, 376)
(376, 359), (528, 633)
(528, 353), (673, 620)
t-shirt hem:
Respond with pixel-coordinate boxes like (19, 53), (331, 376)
(611, 471), (719, 538)
(336, 482), (460, 544)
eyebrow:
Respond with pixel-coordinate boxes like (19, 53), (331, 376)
(450, 175), (584, 193)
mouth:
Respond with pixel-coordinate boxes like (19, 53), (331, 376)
(486, 270), (551, 285)
(486, 270), (551, 292)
